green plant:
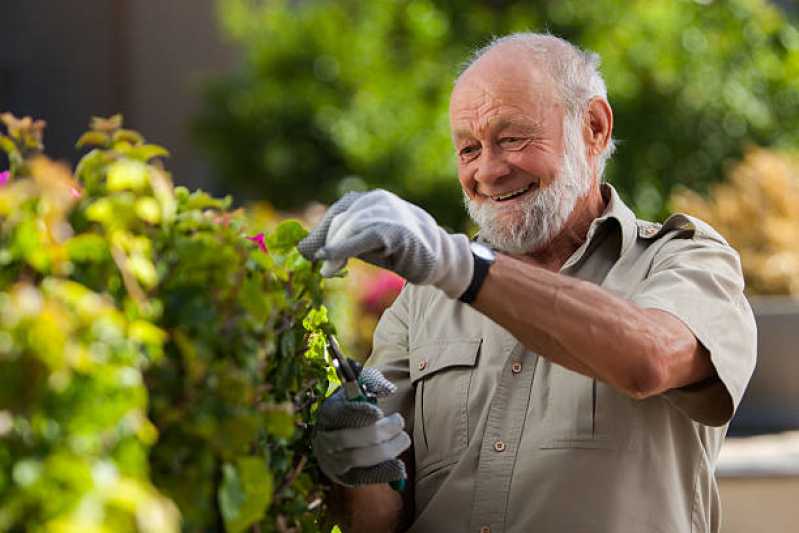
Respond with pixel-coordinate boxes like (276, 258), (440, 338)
(0, 113), (338, 531)
(196, 0), (799, 225)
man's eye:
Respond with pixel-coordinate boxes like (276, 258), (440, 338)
(499, 137), (526, 147)
(459, 145), (480, 159)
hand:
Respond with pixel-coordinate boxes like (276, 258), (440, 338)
(313, 367), (411, 487)
(298, 189), (473, 299)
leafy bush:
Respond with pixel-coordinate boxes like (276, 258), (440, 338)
(0, 113), (337, 531)
(195, 0), (799, 225)
(671, 147), (799, 296)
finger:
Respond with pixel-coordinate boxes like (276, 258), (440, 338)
(332, 430), (412, 470)
(358, 367), (397, 398)
(317, 398), (384, 431)
(297, 191), (363, 260)
(319, 229), (386, 264)
(320, 258), (347, 278)
(315, 413), (405, 451)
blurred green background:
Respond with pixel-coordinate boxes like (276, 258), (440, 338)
(194, 0), (799, 228)
(3, 0), (797, 228)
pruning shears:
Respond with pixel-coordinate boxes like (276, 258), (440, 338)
(326, 333), (374, 403)
(325, 333), (406, 492)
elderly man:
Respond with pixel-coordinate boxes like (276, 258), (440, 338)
(299, 33), (756, 533)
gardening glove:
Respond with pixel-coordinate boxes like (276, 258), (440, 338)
(298, 189), (473, 299)
(312, 367), (411, 487)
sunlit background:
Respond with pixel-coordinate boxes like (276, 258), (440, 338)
(2, 1), (798, 531)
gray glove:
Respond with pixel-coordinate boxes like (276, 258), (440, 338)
(313, 367), (411, 487)
(298, 189), (473, 299)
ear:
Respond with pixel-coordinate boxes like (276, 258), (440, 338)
(583, 97), (613, 159)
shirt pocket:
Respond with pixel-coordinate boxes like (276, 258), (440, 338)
(537, 361), (616, 450)
(409, 338), (481, 476)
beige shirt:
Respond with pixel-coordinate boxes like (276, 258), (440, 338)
(365, 185), (757, 533)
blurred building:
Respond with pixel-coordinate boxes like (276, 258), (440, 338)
(0, 0), (236, 189)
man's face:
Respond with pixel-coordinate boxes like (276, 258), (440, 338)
(450, 53), (593, 254)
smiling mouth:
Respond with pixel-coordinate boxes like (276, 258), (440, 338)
(489, 183), (535, 202)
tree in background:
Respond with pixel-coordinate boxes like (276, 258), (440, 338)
(195, 0), (799, 227)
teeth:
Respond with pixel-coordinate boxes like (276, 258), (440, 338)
(492, 185), (531, 201)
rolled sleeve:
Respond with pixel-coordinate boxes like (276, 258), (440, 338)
(630, 235), (757, 426)
(364, 285), (415, 432)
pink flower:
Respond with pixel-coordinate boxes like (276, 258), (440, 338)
(246, 233), (268, 253)
(361, 271), (404, 314)
(70, 186), (82, 198)
(0, 171), (9, 186)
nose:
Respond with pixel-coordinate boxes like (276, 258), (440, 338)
(475, 146), (511, 188)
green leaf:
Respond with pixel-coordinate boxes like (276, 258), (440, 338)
(279, 328), (298, 359)
(128, 320), (167, 348)
(240, 277), (270, 323)
(128, 254), (158, 288)
(302, 306), (328, 331)
(0, 135), (18, 158)
(74, 148), (109, 190)
(112, 129), (145, 145)
(107, 160), (150, 192)
(180, 189), (230, 211)
(135, 197), (162, 224)
(65, 234), (109, 263)
(218, 457), (273, 533)
(75, 131), (110, 149)
(265, 220), (308, 254)
(126, 144), (170, 162)
(262, 402), (295, 439)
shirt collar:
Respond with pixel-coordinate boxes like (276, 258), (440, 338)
(561, 183), (639, 271)
(593, 182), (638, 255)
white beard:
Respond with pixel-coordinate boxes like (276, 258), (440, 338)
(464, 114), (594, 254)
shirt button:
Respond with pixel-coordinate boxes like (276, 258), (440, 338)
(494, 440), (506, 452)
(511, 361), (522, 374)
(480, 527), (491, 533)
(418, 360), (427, 371)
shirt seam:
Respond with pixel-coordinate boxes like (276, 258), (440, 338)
(690, 453), (701, 533)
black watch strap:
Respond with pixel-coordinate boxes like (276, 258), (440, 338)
(459, 251), (492, 304)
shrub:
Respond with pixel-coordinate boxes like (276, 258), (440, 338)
(0, 113), (336, 531)
(671, 147), (799, 296)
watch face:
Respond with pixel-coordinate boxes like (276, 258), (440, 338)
(470, 241), (496, 262)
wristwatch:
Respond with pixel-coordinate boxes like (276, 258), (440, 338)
(459, 241), (496, 304)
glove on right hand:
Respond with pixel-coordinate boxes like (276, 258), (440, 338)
(313, 367), (411, 487)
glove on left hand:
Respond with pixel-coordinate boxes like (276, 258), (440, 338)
(313, 367), (411, 487)
(298, 189), (473, 300)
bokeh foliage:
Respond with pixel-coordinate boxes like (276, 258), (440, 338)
(0, 113), (338, 531)
(195, 0), (799, 226)
(672, 148), (799, 296)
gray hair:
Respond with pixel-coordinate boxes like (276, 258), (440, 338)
(458, 32), (616, 178)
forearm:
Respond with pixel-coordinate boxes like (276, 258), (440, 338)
(329, 483), (406, 533)
(472, 253), (705, 397)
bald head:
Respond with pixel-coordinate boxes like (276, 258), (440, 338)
(457, 33), (609, 115)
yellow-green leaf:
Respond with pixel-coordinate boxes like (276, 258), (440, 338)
(75, 131), (110, 149)
(219, 457), (273, 533)
(107, 160), (149, 192)
(112, 129), (144, 145)
(135, 197), (161, 224)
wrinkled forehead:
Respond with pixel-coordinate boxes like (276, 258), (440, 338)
(449, 49), (560, 128)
